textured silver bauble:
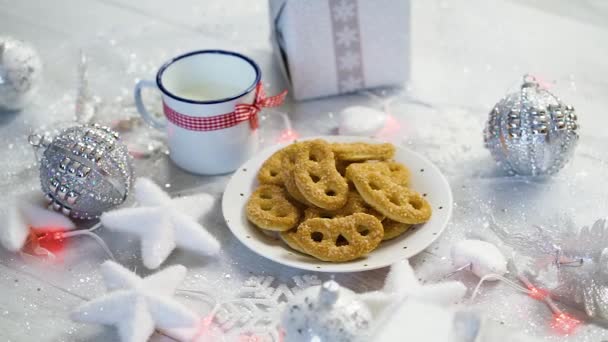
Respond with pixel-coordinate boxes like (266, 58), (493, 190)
(39, 124), (133, 219)
(0, 36), (43, 111)
(483, 75), (579, 176)
(282, 281), (372, 342)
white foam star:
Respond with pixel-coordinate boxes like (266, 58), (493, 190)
(354, 259), (467, 317)
(101, 178), (220, 269)
(71, 261), (198, 342)
(0, 190), (75, 252)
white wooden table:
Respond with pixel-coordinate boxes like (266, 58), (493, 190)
(1, 0), (608, 341)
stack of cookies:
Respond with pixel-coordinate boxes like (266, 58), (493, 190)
(246, 139), (432, 262)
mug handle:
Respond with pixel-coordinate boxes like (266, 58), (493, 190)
(134, 79), (167, 129)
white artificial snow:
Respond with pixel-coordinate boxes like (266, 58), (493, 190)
(338, 106), (387, 136)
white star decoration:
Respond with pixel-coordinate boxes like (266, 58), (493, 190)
(335, 25), (358, 47)
(332, 0), (356, 22)
(71, 261), (199, 342)
(351, 259), (467, 315)
(381, 259), (467, 305)
(0, 191), (75, 252)
(100, 178), (220, 269)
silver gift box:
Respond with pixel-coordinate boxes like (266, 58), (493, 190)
(269, 0), (411, 100)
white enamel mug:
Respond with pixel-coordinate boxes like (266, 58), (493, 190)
(134, 50), (262, 175)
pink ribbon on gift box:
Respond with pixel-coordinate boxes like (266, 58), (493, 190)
(163, 83), (287, 131)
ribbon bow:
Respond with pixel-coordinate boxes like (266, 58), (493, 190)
(234, 83), (288, 130)
(162, 83), (287, 132)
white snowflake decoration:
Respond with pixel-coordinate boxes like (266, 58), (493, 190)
(338, 50), (361, 71)
(340, 74), (364, 92)
(332, 0), (356, 22)
(214, 275), (321, 341)
(335, 25), (358, 47)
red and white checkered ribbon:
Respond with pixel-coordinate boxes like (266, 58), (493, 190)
(163, 83), (287, 131)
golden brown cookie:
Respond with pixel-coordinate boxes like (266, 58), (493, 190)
(246, 185), (300, 231)
(382, 219), (413, 240)
(332, 142), (395, 162)
(257, 148), (286, 185)
(344, 162), (390, 179)
(280, 228), (308, 254)
(346, 161), (410, 187)
(293, 140), (348, 210)
(384, 161), (411, 187)
(346, 164), (432, 224)
(280, 143), (315, 206)
(304, 191), (385, 221)
(294, 213), (384, 262)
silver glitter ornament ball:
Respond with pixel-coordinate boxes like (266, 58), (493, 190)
(484, 75), (579, 176)
(38, 124), (133, 220)
(0, 36), (43, 111)
(282, 281), (372, 342)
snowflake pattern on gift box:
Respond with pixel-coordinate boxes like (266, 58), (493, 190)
(338, 50), (361, 71)
(332, 0), (356, 22)
(330, 0), (365, 94)
(340, 74), (364, 92)
(335, 25), (358, 48)
(214, 275), (322, 341)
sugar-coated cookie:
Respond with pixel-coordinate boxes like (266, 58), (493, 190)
(280, 228), (308, 254)
(293, 140), (348, 210)
(381, 219), (412, 240)
(345, 161), (410, 187)
(257, 148), (286, 185)
(346, 164), (431, 224)
(246, 185), (301, 231)
(384, 161), (411, 187)
(294, 213), (384, 262)
(332, 142), (395, 162)
(304, 191), (385, 222)
(280, 143), (315, 206)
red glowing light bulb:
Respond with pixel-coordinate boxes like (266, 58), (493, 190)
(551, 312), (581, 335)
(22, 227), (69, 262)
(189, 315), (215, 341)
(276, 129), (299, 143)
(527, 286), (549, 301)
(376, 115), (402, 138)
(238, 334), (262, 342)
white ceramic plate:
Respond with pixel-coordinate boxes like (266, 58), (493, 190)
(222, 136), (452, 272)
